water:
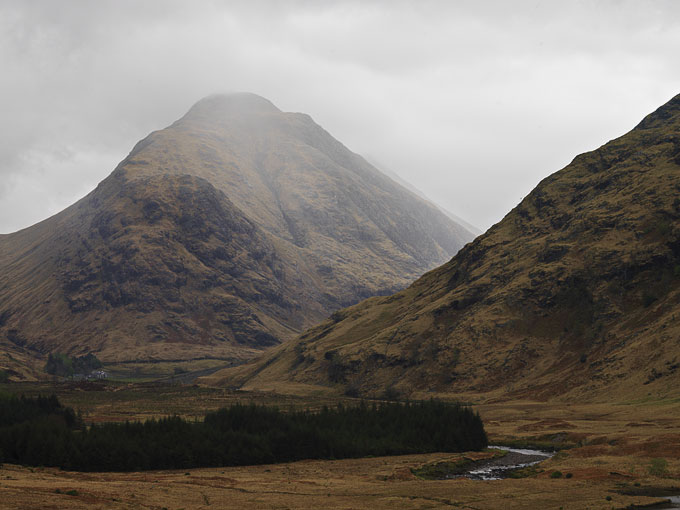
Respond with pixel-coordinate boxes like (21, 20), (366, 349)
(456, 449), (680, 508)
(649, 496), (680, 509)
(666, 496), (680, 508)
(461, 446), (554, 480)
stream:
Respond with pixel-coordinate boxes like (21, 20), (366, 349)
(457, 446), (554, 480)
(460, 449), (680, 509)
(668, 497), (680, 508)
(650, 496), (680, 509)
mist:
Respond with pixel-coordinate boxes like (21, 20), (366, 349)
(2, 0), (680, 234)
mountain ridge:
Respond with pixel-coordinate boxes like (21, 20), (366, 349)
(205, 92), (680, 402)
(0, 93), (475, 379)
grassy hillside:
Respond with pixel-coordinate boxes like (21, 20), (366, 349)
(207, 93), (680, 402)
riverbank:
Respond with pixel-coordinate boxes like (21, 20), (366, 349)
(466, 447), (553, 479)
(412, 447), (554, 480)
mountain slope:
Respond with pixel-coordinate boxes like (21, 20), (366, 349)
(208, 93), (680, 401)
(0, 93), (474, 377)
(367, 158), (482, 236)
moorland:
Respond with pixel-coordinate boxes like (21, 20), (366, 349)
(2, 381), (680, 509)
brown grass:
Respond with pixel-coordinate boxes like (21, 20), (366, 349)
(3, 383), (680, 509)
(1, 450), (675, 510)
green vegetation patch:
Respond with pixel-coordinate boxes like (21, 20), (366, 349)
(495, 435), (575, 451)
(648, 458), (669, 477)
(44, 353), (102, 378)
(505, 465), (544, 479)
(412, 459), (475, 479)
(0, 395), (487, 472)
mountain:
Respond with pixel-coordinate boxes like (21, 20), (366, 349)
(363, 156), (482, 236)
(207, 93), (680, 401)
(0, 93), (475, 379)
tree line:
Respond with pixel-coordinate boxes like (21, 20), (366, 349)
(0, 392), (487, 472)
(44, 352), (102, 377)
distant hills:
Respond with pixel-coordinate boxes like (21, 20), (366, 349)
(0, 93), (475, 379)
(208, 93), (680, 402)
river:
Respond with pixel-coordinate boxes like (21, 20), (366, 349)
(460, 448), (680, 509)
(657, 496), (680, 509)
(457, 446), (554, 480)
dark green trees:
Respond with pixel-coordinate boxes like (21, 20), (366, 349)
(0, 394), (487, 472)
(44, 353), (103, 377)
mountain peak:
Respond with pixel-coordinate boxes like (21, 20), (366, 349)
(0, 92), (474, 376)
(183, 93), (281, 122)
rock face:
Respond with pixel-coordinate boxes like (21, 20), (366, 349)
(209, 93), (680, 401)
(0, 93), (474, 375)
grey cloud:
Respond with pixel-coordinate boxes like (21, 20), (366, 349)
(1, 0), (680, 233)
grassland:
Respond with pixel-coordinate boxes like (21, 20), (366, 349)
(2, 382), (680, 509)
(0, 381), (359, 423)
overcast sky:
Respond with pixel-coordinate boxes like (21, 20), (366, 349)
(1, 0), (679, 235)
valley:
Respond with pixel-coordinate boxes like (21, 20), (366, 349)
(2, 91), (680, 509)
(3, 2), (679, 509)
(3, 381), (680, 509)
